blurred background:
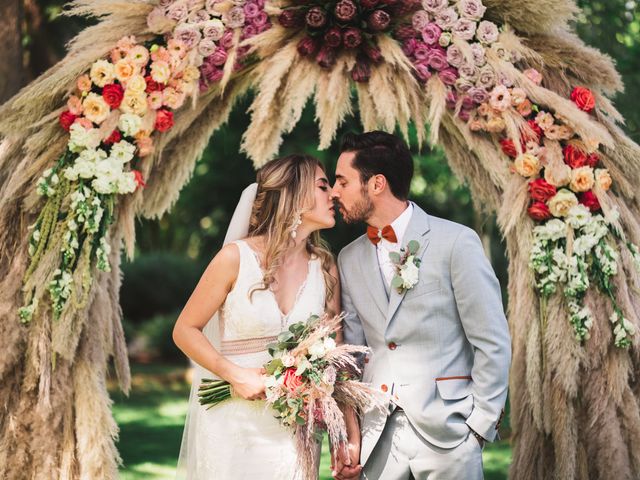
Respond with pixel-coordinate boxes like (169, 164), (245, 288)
(1, 0), (638, 477)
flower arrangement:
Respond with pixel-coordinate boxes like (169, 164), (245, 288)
(19, 34), (200, 324)
(198, 314), (378, 480)
(389, 239), (421, 293)
(148, 0), (273, 90)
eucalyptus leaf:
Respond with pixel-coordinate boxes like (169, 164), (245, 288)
(389, 252), (401, 264)
(391, 276), (403, 289)
(407, 240), (419, 255)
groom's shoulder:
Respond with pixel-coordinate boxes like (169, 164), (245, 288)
(337, 234), (368, 264)
(423, 212), (476, 242)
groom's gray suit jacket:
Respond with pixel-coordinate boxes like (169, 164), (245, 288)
(338, 205), (511, 464)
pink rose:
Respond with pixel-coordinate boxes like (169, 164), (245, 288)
(452, 18), (477, 41)
(252, 11), (269, 27)
(414, 63), (432, 83)
(477, 20), (499, 44)
(435, 8), (459, 30)
(428, 49), (450, 71)
(412, 11), (430, 32)
(208, 47), (228, 67)
(439, 67), (459, 85)
(283, 368), (303, 392)
(446, 44), (464, 67)
(458, 0), (487, 21)
(244, 2), (260, 18)
(421, 23), (442, 45)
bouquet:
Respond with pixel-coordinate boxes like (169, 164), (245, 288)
(198, 313), (378, 480)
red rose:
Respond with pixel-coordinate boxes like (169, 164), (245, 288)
(528, 178), (557, 203)
(102, 83), (124, 109)
(528, 201), (552, 221)
(297, 36), (319, 57)
(580, 191), (601, 212)
(154, 109), (174, 132)
(104, 129), (122, 145)
(500, 138), (517, 158)
(282, 368), (303, 392)
(526, 119), (543, 142)
(563, 144), (588, 169)
(586, 152), (600, 168)
(132, 170), (146, 188)
(59, 111), (77, 131)
(145, 75), (165, 93)
(570, 86), (596, 113)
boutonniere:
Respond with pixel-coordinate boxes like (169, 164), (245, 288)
(389, 240), (421, 294)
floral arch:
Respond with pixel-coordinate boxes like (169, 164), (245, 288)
(1, 0), (640, 478)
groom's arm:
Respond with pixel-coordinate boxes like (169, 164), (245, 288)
(337, 251), (367, 348)
(450, 227), (511, 442)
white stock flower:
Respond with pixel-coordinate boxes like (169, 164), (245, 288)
(118, 113), (142, 137)
(308, 340), (326, 359)
(117, 171), (137, 194)
(109, 140), (137, 164)
(68, 123), (101, 153)
(566, 204), (592, 229)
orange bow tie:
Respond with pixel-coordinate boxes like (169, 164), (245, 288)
(367, 225), (398, 245)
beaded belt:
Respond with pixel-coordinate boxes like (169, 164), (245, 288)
(220, 335), (278, 356)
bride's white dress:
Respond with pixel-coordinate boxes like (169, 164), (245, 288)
(186, 240), (325, 479)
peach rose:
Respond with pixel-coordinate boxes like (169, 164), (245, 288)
(514, 153), (541, 177)
(595, 168), (612, 191)
(127, 45), (150, 67)
(548, 189), (579, 217)
(485, 116), (506, 133)
(535, 111), (554, 131)
(162, 87), (186, 109)
(114, 59), (138, 84)
(516, 99), (533, 117)
(570, 166), (595, 192)
(151, 60), (171, 84)
(544, 161), (572, 187)
(120, 91), (148, 116)
(556, 125), (574, 140)
(147, 91), (164, 110)
(67, 95), (83, 115)
(510, 88), (527, 106)
(116, 35), (137, 52)
(82, 92), (110, 124)
(76, 74), (92, 93)
(110, 48), (128, 63)
(89, 59), (115, 87)
(136, 135), (154, 157)
(182, 65), (201, 83)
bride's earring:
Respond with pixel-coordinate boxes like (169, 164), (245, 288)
(291, 214), (302, 239)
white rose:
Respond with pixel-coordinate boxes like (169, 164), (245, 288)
(400, 258), (420, 288)
(281, 353), (295, 368)
(323, 337), (336, 352)
(308, 340), (326, 359)
(117, 171), (137, 194)
(118, 113), (142, 137)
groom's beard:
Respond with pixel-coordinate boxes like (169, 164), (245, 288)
(339, 190), (374, 224)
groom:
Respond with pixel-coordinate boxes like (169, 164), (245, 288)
(331, 131), (511, 479)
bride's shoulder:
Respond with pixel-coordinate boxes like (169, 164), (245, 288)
(210, 242), (241, 271)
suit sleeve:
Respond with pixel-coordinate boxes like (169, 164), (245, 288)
(450, 227), (511, 442)
(337, 250), (367, 348)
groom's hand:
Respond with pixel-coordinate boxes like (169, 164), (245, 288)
(331, 441), (362, 480)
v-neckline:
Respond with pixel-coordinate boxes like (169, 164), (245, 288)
(241, 240), (314, 320)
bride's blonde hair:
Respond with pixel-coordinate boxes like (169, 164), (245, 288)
(248, 154), (336, 308)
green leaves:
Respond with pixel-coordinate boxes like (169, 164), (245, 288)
(407, 240), (420, 255)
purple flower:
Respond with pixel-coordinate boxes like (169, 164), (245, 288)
(455, 77), (474, 92)
(343, 28), (363, 49)
(446, 44), (464, 67)
(208, 47), (228, 66)
(252, 11), (269, 27)
(324, 27), (342, 48)
(334, 0), (357, 22)
(316, 45), (336, 69)
(477, 20), (499, 44)
(459, 62), (478, 81)
(306, 6), (327, 28)
(412, 11), (430, 32)
(461, 94), (476, 110)
(198, 38), (218, 57)
(421, 23), (442, 45)
(467, 86), (489, 104)
(414, 63), (432, 83)
(413, 42), (431, 62)
(175, 26), (202, 50)
(242, 24), (258, 39)
(351, 60), (371, 83)
(458, 0), (487, 22)
(477, 64), (496, 89)
(368, 10), (391, 31)
(220, 30), (235, 49)
(224, 6), (246, 29)
(470, 42), (486, 66)
(439, 67), (459, 85)
(402, 38), (418, 56)
(203, 20), (225, 40)
(428, 49), (449, 71)
(244, 2), (260, 18)
(297, 36), (319, 56)
(435, 7), (458, 30)
(452, 18), (477, 41)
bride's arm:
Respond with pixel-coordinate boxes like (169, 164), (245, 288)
(172, 243), (265, 400)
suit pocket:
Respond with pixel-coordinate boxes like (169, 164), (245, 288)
(408, 279), (441, 299)
(435, 377), (473, 400)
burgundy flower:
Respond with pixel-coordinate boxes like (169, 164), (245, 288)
(579, 191), (601, 212)
(586, 153), (600, 168)
(414, 63), (432, 83)
(439, 67), (459, 86)
(324, 27), (342, 48)
(220, 30), (235, 50)
(368, 10), (391, 31)
(528, 202), (552, 221)
(395, 24), (418, 40)
(208, 48), (228, 67)
(306, 6), (327, 28)
(445, 90), (458, 109)
(402, 38), (417, 56)
(145, 75), (165, 93)
(104, 129), (121, 145)
(500, 139), (517, 158)
(316, 45), (337, 68)
(343, 27), (362, 48)
(528, 178), (557, 203)
(334, 0), (357, 22)
(279, 9), (303, 28)
(428, 49), (449, 71)
(351, 59), (371, 82)
(362, 42), (382, 63)
(297, 36), (319, 56)
(360, 0), (379, 7)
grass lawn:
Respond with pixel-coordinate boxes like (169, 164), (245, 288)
(111, 363), (511, 479)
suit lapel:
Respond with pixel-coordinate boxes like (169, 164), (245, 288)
(357, 240), (389, 320)
(386, 206), (432, 324)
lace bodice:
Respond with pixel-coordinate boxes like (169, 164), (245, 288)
(219, 240), (326, 342)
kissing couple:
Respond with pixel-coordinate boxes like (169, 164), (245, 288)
(173, 130), (511, 480)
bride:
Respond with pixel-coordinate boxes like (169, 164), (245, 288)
(172, 154), (344, 479)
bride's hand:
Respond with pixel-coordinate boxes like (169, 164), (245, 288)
(229, 367), (267, 401)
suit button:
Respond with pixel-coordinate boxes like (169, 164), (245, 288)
(388, 342), (397, 350)
(381, 384), (388, 392)
(364, 357), (370, 364)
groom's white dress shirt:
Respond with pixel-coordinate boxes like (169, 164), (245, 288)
(375, 202), (413, 287)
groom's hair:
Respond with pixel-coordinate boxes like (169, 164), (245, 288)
(339, 131), (413, 200)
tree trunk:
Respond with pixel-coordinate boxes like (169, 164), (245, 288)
(0, 0), (25, 104)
